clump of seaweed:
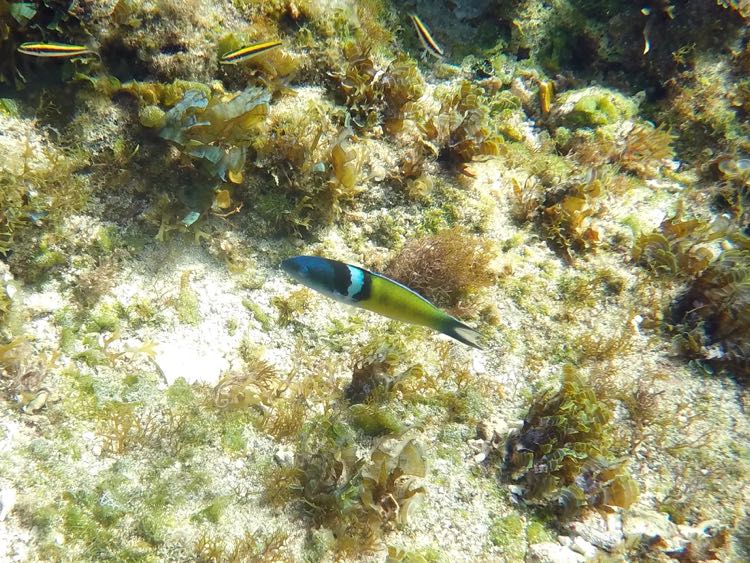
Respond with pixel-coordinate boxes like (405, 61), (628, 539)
(194, 529), (288, 562)
(504, 366), (639, 519)
(713, 156), (750, 225)
(1, 136), (91, 282)
(213, 355), (287, 411)
(673, 247), (750, 380)
(421, 81), (502, 175)
(98, 401), (159, 455)
(326, 128), (363, 219)
(329, 44), (424, 133)
(272, 288), (311, 327)
(155, 86), (271, 183)
(359, 433), (426, 528)
(251, 114), (364, 231)
(538, 170), (605, 264)
(384, 227), (496, 315)
(344, 339), (415, 437)
(250, 97), (331, 231)
(567, 122), (676, 179)
(293, 420), (426, 555)
(633, 211), (721, 278)
(330, 43), (383, 130)
(618, 123), (676, 177)
(662, 55), (750, 160)
(0, 337), (57, 412)
(346, 342), (407, 404)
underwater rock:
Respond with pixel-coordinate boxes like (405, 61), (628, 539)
(154, 342), (227, 386)
(452, 0), (492, 20)
(528, 542), (585, 563)
(0, 487), (16, 521)
(551, 87), (637, 131)
(97, 0), (234, 83)
(622, 509), (679, 546)
(622, 510), (730, 559)
(571, 536), (597, 559)
(566, 517), (622, 553)
(273, 446), (294, 468)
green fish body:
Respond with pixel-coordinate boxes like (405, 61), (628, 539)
(281, 256), (483, 349)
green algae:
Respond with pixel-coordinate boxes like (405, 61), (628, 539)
(565, 93), (625, 128)
(175, 271), (201, 325)
(489, 514), (525, 557)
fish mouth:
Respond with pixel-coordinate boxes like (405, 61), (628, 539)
(280, 257), (302, 278)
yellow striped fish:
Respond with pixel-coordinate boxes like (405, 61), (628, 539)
(219, 40), (283, 65)
(409, 14), (444, 59)
(17, 42), (97, 58)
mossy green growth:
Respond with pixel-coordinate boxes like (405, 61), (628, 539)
(559, 87), (636, 130)
(175, 271), (200, 325)
(504, 366), (639, 519)
(387, 546), (450, 563)
(192, 495), (232, 524)
(138, 105), (166, 128)
(219, 415), (248, 454)
(489, 514), (525, 558)
(86, 303), (120, 333)
(349, 403), (404, 436)
(0, 98), (19, 115)
(527, 518), (555, 544)
(26, 242), (66, 282)
(242, 298), (272, 331)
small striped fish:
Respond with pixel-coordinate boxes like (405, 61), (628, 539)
(282, 256), (483, 349)
(17, 42), (97, 58)
(409, 14), (444, 59)
(219, 40), (282, 65)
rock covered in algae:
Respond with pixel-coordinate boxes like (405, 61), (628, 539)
(551, 87), (637, 131)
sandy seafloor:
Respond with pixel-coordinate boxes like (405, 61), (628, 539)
(1, 1), (750, 562)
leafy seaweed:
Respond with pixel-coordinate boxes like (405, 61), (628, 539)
(504, 366), (638, 519)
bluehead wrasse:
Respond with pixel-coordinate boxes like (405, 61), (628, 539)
(181, 211), (201, 227)
(28, 211), (49, 225)
(17, 42), (97, 58)
(219, 40), (283, 65)
(409, 14), (444, 59)
(281, 256), (483, 349)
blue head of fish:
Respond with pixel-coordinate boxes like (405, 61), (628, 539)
(281, 256), (336, 295)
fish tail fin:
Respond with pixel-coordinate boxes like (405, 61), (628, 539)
(441, 318), (484, 350)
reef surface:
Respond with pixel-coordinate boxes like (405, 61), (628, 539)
(1, 1), (750, 561)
